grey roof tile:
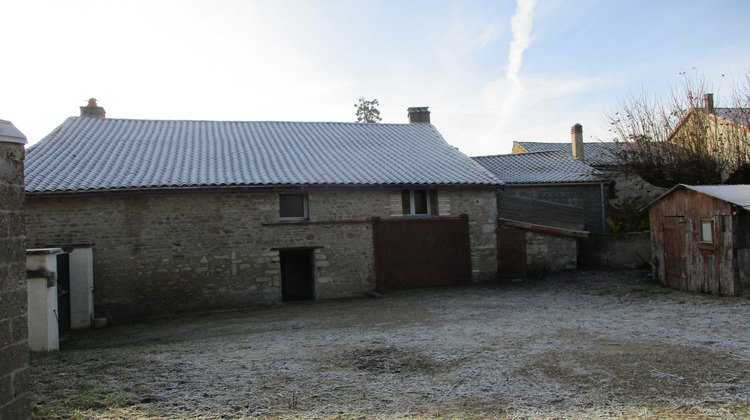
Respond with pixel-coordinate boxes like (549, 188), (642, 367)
(472, 151), (605, 185)
(513, 141), (625, 166)
(26, 117), (503, 193)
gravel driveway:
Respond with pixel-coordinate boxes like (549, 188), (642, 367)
(30, 270), (750, 419)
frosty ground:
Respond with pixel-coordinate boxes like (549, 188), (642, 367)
(30, 270), (750, 419)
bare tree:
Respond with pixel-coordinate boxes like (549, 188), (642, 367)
(605, 73), (750, 187)
(354, 98), (382, 123)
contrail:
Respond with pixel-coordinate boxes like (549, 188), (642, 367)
(502, 0), (537, 120)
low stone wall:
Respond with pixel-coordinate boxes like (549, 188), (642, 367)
(579, 232), (652, 269)
(526, 232), (577, 276)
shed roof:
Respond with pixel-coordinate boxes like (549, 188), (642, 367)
(512, 141), (625, 166)
(25, 117), (503, 193)
(472, 150), (605, 185)
(645, 184), (750, 211)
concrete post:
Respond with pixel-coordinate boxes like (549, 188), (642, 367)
(26, 248), (65, 351)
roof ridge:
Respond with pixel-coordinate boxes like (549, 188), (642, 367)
(71, 116), (423, 126)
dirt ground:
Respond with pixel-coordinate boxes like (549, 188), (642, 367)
(30, 270), (750, 419)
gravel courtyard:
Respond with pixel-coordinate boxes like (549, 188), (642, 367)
(30, 270), (750, 419)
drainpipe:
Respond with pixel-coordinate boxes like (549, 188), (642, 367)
(600, 183), (607, 233)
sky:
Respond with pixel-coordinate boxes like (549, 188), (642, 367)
(2, 0), (749, 156)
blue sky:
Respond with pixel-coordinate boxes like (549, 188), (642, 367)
(3, 0), (749, 156)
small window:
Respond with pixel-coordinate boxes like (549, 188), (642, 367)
(700, 220), (713, 243)
(402, 190), (437, 216)
(279, 193), (308, 220)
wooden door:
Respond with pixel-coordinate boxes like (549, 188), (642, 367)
(663, 216), (687, 290)
(373, 216), (472, 291)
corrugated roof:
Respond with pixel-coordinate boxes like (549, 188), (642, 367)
(472, 151), (605, 185)
(513, 141), (625, 166)
(25, 117), (503, 193)
(645, 184), (750, 211)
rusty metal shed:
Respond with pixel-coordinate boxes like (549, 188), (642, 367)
(645, 184), (750, 295)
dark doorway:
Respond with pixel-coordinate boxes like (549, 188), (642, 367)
(280, 249), (315, 302)
(56, 253), (71, 336)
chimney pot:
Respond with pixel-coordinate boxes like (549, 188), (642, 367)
(80, 98), (106, 118)
(571, 123), (584, 163)
(407, 107), (430, 123)
(704, 93), (714, 114)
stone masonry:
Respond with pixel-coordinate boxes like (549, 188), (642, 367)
(0, 139), (29, 419)
(25, 188), (497, 322)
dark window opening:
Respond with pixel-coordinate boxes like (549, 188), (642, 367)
(280, 193), (308, 220)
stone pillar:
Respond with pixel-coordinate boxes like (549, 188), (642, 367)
(0, 119), (30, 419)
(26, 249), (65, 351)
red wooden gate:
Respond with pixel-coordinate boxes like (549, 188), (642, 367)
(373, 216), (472, 291)
(497, 227), (527, 278)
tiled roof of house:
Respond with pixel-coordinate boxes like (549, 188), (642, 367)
(25, 117), (503, 193)
(513, 141), (625, 166)
(646, 184), (750, 211)
(472, 151), (605, 185)
(711, 108), (750, 128)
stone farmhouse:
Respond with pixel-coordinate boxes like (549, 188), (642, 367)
(24, 102), (502, 322)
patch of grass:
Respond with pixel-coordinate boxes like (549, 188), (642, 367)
(32, 379), (138, 419)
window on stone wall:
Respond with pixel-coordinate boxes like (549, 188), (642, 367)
(279, 193), (308, 221)
(402, 190), (437, 216)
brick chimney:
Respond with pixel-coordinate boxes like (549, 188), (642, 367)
(80, 98), (106, 118)
(407, 107), (430, 123)
(704, 93), (714, 114)
(571, 123), (584, 162)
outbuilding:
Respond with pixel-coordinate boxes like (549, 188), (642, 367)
(646, 184), (750, 295)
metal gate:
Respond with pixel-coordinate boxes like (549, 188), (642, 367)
(372, 216), (472, 291)
(56, 253), (72, 336)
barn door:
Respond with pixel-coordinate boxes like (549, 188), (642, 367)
(663, 216), (687, 290)
(373, 216), (472, 291)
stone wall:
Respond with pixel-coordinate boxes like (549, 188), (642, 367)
(0, 141), (29, 419)
(525, 232), (577, 276)
(25, 187), (498, 321)
(579, 232), (652, 270)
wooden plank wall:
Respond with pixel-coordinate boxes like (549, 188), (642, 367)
(498, 193), (585, 231)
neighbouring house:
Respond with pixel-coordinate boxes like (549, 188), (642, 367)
(24, 102), (503, 322)
(668, 93), (750, 182)
(513, 124), (666, 208)
(0, 120), (30, 420)
(473, 148), (602, 277)
(645, 184), (750, 295)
